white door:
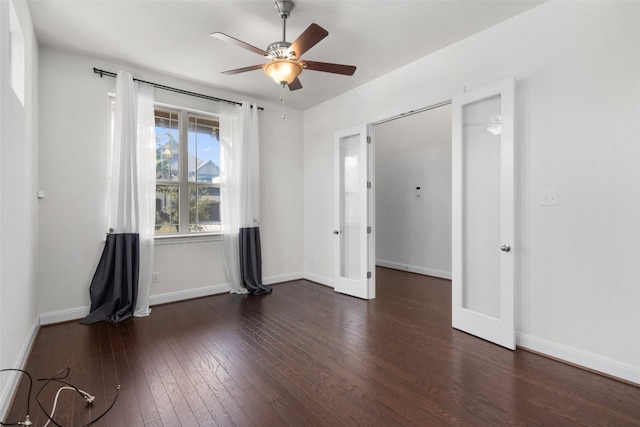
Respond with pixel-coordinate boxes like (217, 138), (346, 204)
(452, 78), (515, 349)
(333, 125), (373, 299)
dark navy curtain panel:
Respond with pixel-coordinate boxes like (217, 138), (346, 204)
(81, 233), (139, 324)
(239, 227), (271, 295)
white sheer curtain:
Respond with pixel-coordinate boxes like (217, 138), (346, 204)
(220, 101), (260, 294)
(134, 84), (155, 317)
(84, 71), (155, 323)
(106, 71), (138, 234)
(220, 101), (245, 294)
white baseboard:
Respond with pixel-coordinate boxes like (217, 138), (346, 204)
(0, 319), (39, 421)
(39, 273), (303, 325)
(149, 283), (231, 306)
(40, 284), (232, 325)
(40, 306), (90, 325)
(517, 333), (640, 386)
(376, 260), (452, 280)
(303, 272), (334, 288)
(263, 272), (304, 285)
(144, 272), (306, 305)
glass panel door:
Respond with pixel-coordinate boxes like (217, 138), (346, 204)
(452, 78), (515, 350)
(333, 125), (373, 299)
(461, 94), (502, 318)
(340, 134), (361, 280)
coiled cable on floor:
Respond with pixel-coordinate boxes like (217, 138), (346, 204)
(36, 368), (120, 427)
(0, 369), (33, 426)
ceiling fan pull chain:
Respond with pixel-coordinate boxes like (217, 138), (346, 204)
(280, 83), (286, 119)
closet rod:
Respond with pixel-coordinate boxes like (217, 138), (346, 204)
(93, 67), (263, 110)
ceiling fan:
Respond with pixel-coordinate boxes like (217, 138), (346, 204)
(210, 0), (356, 91)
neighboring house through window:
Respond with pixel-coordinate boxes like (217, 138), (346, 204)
(155, 107), (221, 235)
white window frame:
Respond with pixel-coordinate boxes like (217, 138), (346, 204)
(154, 105), (221, 238)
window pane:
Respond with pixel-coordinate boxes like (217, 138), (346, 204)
(156, 185), (179, 234)
(189, 185), (220, 233)
(188, 115), (220, 184)
(155, 109), (180, 181)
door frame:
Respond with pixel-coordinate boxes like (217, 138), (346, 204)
(364, 84), (515, 349)
(366, 90), (460, 293)
(332, 91), (458, 300)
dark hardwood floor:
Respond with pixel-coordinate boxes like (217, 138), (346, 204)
(6, 267), (640, 426)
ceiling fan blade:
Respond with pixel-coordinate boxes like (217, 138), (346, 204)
(210, 32), (268, 56)
(221, 64), (265, 75)
(300, 60), (356, 76)
(288, 77), (303, 91)
(288, 23), (328, 59)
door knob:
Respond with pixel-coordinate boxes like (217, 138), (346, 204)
(333, 230), (339, 235)
(500, 244), (511, 252)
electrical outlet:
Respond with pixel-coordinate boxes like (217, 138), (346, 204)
(542, 190), (559, 206)
(152, 273), (160, 283)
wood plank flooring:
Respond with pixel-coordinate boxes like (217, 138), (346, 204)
(5, 267), (640, 426)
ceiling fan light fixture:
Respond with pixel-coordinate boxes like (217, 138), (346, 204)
(212, 0), (355, 94)
(264, 59), (302, 85)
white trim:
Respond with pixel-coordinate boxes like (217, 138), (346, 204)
(367, 124), (376, 301)
(517, 333), (640, 386)
(0, 319), (39, 421)
(154, 100), (220, 119)
(39, 285), (231, 325)
(365, 89), (462, 304)
(303, 272), (334, 288)
(40, 306), (91, 325)
(366, 90), (460, 126)
(263, 272), (304, 285)
(39, 273), (303, 325)
(149, 283), (231, 306)
(154, 233), (222, 245)
(376, 260), (452, 280)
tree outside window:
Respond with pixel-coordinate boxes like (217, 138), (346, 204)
(155, 108), (220, 234)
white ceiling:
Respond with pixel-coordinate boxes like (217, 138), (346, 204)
(26, 0), (543, 110)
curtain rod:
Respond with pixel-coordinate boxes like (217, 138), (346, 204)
(93, 67), (263, 111)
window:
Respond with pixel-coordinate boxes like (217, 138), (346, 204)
(155, 108), (221, 235)
(9, 0), (25, 105)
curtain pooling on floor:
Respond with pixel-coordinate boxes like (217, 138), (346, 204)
(82, 233), (139, 324)
(239, 227), (271, 295)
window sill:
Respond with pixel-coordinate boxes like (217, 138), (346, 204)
(154, 233), (222, 245)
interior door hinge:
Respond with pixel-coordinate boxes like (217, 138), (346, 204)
(367, 136), (372, 144)
(367, 181), (371, 189)
(367, 226), (372, 234)
(367, 271), (372, 279)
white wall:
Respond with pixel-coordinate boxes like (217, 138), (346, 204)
(38, 46), (304, 322)
(303, 1), (640, 383)
(374, 105), (452, 278)
(0, 0), (39, 416)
